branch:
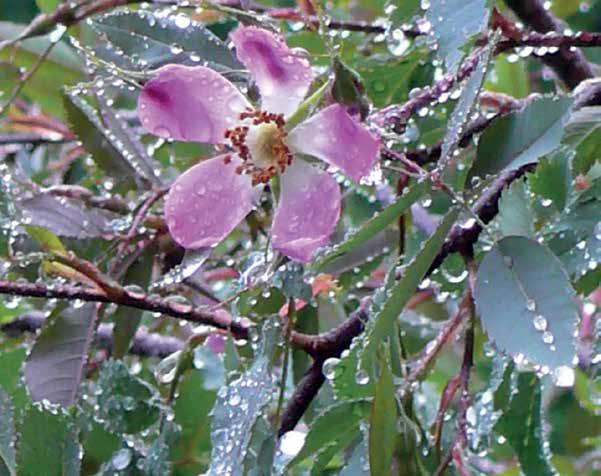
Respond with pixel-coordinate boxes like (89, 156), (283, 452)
(1, 311), (184, 358)
(504, 0), (594, 89)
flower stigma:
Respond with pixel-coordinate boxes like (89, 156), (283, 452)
(224, 109), (293, 185)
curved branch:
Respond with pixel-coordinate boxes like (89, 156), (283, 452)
(504, 0), (594, 88)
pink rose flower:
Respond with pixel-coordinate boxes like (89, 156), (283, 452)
(138, 26), (379, 262)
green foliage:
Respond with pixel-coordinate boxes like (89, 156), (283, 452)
(495, 372), (556, 476)
(1, 0), (600, 474)
(16, 404), (81, 476)
(473, 96), (574, 177)
(475, 236), (578, 369)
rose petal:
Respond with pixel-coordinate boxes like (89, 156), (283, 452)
(288, 104), (380, 181)
(138, 65), (250, 144)
(229, 26), (313, 116)
(165, 155), (254, 248)
(272, 160), (341, 262)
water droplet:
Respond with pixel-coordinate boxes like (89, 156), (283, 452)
(553, 366), (575, 387)
(533, 314), (547, 331)
(112, 449), (132, 470)
(279, 430), (306, 457)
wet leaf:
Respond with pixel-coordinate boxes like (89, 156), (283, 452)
(16, 404), (81, 476)
(474, 236), (578, 369)
(315, 181), (429, 268)
(426, 0), (492, 74)
(112, 244), (155, 358)
(528, 148), (572, 212)
(369, 358), (397, 476)
(172, 370), (217, 473)
(63, 89), (149, 188)
(286, 400), (370, 470)
(360, 207), (460, 372)
(24, 303), (98, 406)
(495, 372), (556, 476)
(0, 389), (15, 476)
(439, 38), (495, 171)
(207, 319), (280, 476)
(494, 179), (536, 238)
(472, 96), (573, 178)
(95, 91), (162, 186)
(96, 360), (160, 434)
(18, 192), (119, 239)
(0, 22), (83, 117)
(90, 8), (242, 73)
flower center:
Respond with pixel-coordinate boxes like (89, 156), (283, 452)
(224, 110), (293, 185)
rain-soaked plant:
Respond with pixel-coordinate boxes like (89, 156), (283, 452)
(0, 0), (600, 474)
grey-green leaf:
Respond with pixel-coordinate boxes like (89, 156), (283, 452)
(63, 89), (150, 188)
(208, 319), (279, 476)
(361, 207), (460, 371)
(495, 372), (556, 476)
(96, 360), (160, 434)
(286, 400), (370, 469)
(494, 179), (535, 238)
(18, 192), (119, 239)
(426, 0), (491, 74)
(472, 96), (573, 178)
(315, 181), (429, 269)
(90, 8), (241, 73)
(474, 236), (578, 369)
(24, 303), (98, 406)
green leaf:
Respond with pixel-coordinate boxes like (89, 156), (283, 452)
(286, 400), (370, 469)
(18, 191), (119, 239)
(35, 0), (60, 13)
(488, 54), (530, 98)
(528, 148), (572, 212)
(426, 0), (491, 74)
(474, 236), (578, 369)
(358, 49), (424, 108)
(472, 96), (574, 178)
(62, 89), (147, 188)
(495, 372), (556, 476)
(25, 225), (66, 253)
(563, 106), (601, 175)
(90, 8), (242, 73)
(360, 207), (460, 372)
(369, 358), (397, 476)
(208, 319), (280, 475)
(172, 370), (217, 474)
(0, 22), (82, 117)
(24, 302), (98, 406)
(112, 244), (155, 358)
(0, 61), (20, 96)
(315, 181), (429, 268)
(16, 404), (80, 476)
(439, 38), (495, 171)
(95, 91), (162, 186)
(331, 57), (369, 119)
(0, 388), (15, 476)
(494, 179), (536, 238)
(96, 360), (160, 434)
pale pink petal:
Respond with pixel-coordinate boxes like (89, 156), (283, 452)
(165, 155), (254, 248)
(272, 160), (341, 262)
(288, 104), (380, 181)
(138, 65), (250, 144)
(229, 26), (313, 116)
